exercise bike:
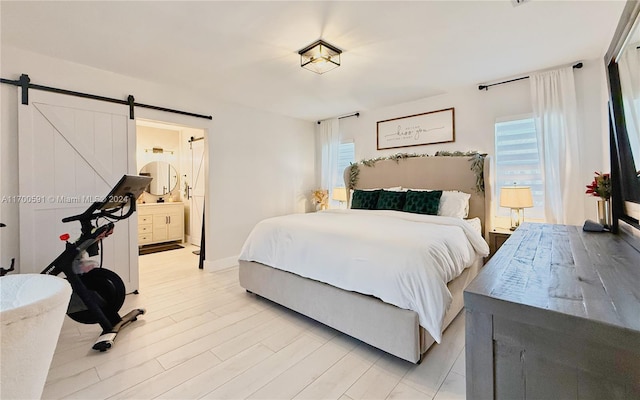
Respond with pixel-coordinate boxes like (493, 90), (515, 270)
(40, 175), (152, 351)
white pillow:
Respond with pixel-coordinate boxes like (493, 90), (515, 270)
(465, 217), (482, 235)
(438, 191), (471, 219)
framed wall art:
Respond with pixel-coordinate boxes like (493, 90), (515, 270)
(377, 107), (455, 150)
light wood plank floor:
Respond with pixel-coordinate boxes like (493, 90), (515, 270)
(44, 245), (466, 400)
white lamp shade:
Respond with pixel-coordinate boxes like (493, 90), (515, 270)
(332, 187), (347, 202)
(500, 186), (533, 208)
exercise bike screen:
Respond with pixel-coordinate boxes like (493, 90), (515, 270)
(95, 175), (152, 211)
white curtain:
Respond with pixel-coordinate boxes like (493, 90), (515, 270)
(318, 118), (341, 207)
(618, 45), (640, 169)
(530, 66), (584, 225)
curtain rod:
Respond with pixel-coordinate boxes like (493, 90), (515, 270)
(478, 62), (583, 91)
(0, 74), (212, 120)
(317, 112), (360, 125)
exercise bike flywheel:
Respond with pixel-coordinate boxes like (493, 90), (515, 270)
(67, 268), (126, 324)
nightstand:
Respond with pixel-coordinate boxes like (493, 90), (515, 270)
(488, 229), (513, 259)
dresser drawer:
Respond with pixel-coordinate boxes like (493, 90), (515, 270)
(138, 233), (152, 244)
(138, 215), (152, 225)
(138, 224), (152, 234)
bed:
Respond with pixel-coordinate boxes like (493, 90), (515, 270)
(239, 155), (491, 363)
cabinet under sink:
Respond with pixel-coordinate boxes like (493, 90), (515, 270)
(137, 203), (184, 246)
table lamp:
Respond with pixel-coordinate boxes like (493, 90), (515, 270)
(332, 187), (347, 207)
(500, 186), (533, 230)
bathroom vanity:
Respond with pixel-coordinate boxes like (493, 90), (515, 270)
(137, 202), (184, 245)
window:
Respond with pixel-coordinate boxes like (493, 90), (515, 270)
(335, 141), (355, 186)
(495, 117), (544, 220)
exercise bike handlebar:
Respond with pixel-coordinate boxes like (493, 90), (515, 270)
(61, 193), (137, 224)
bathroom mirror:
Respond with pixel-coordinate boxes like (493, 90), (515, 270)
(139, 161), (178, 196)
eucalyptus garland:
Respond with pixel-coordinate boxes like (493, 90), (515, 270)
(348, 151), (487, 194)
(348, 162), (360, 188)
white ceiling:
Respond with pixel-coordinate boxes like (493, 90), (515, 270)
(1, 1), (626, 122)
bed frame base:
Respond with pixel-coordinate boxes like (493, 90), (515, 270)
(239, 259), (481, 363)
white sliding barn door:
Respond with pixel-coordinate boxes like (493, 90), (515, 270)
(18, 91), (138, 292)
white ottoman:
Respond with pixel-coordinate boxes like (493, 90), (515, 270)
(1, 274), (72, 400)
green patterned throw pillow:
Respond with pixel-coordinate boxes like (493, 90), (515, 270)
(351, 189), (382, 210)
(375, 190), (407, 211)
(403, 190), (443, 215)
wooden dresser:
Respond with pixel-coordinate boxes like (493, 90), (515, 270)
(464, 223), (640, 399)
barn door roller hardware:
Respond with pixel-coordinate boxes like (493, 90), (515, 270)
(188, 135), (205, 150)
(0, 74), (212, 121)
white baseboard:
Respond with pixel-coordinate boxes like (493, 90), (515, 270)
(204, 255), (239, 272)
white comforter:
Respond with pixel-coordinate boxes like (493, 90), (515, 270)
(238, 209), (489, 343)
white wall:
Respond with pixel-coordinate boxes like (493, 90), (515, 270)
(339, 58), (610, 229)
(1, 46), (316, 271)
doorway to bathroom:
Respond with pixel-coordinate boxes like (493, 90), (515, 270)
(135, 119), (207, 256)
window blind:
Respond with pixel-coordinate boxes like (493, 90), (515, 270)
(495, 117), (545, 219)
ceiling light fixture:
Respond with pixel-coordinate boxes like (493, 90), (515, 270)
(298, 40), (342, 74)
